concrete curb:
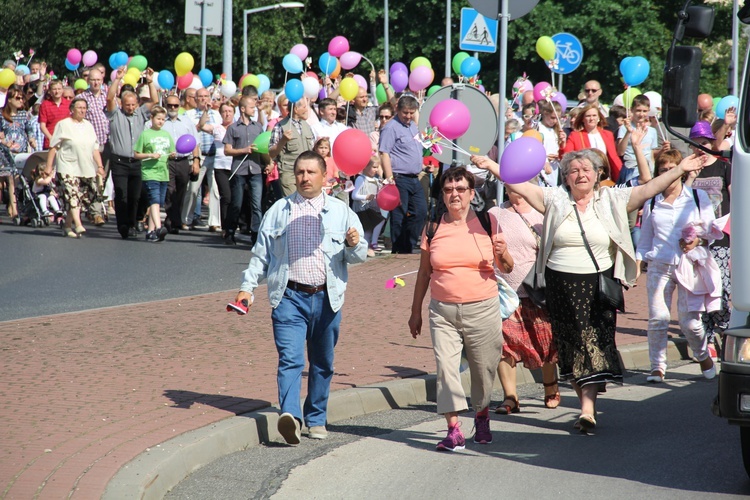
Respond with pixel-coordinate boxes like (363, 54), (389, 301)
(104, 339), (688, 499)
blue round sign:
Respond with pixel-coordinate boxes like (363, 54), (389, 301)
(551, 33), (583, 75)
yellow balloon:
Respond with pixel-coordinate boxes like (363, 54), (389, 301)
(536, 36), (557, 61)
(175, 52), (194, 77)
(624, 87), (642, 108)
(339, 77), (358, 101)
(0, 68), (15, 88)
(241, 74), (260, 90)
(127, 66), (142, 78)
(410, 56), (431, 71)
(123, 73), (139, 87)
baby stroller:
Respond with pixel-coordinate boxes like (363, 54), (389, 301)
(14, 151), (56, 228)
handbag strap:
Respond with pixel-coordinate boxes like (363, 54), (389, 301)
(512, 205), (541, 247)
(572, 205), (601, 273)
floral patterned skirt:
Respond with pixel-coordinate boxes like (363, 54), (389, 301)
(545, 267), (623, 387)
(57, 173), (98, 212)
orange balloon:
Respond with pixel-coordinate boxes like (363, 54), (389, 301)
(330, 60), (342, 80)
(522, 129), (544, 143)
(697, 93), (713, 111)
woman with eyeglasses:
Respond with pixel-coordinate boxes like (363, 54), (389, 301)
(369, 102), (394, 152)
(0, 86), (37, 220)
(563, 104), (623, 183)
(409, 166), (514, 451)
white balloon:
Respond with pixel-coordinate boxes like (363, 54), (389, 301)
(152, 71), (161, 90)
(190, 75), (204, 89)
(221, 80), (237, 97)
(613, 93), (624, 108)
(302, 77), (320, 99)
(644, 91), (662, 117)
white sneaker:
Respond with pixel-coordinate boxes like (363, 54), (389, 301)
(646, 371), (664, 383)
(277, 413), (301, 445)
(702, 365), (717, 380)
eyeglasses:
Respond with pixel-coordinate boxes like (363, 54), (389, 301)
(584, 89), (600, 93)
(166, 103), (180, 109)
(378, 115), (392, 120)
(522, 114), (533, 119)
(12, 96), (24, 101)
(442, 186), (470, 194)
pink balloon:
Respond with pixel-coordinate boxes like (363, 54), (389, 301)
(499, 137), (547, 184)
(391, 70), (408, 93)
(290, 44), (308, 61)
(377, 184), (401, 211)
(82, 50), (98, 67)
(409, 66), (434, 92)
(513, 79), (533, 93)
(551, 92), (568, 110)
(429, 99), (471, 140)
(340, 51), (362, 70)
(177, 72), (194, 90)
(353, 74), (368, 90)
(67, 48), (82, 65)
(328, 36), (350, 58)
(110, 69), (118, 83)
(533, 82), (551, 102)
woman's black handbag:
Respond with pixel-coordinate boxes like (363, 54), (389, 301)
(573, 206), (625, 312)
(522, 264), (546, 308)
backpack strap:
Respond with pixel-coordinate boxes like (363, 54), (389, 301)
(426, 209), (493, 245)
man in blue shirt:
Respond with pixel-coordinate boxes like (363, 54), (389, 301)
(234, 150), (367, 445)
(379, 95), (426, 253)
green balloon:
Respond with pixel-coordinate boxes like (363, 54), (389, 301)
(74, 78), (88, 91)
(253, 131), (272, 154)
(712, 96), (721, 112)
(375, 83), (394, 104)
(410, 56), (432, 71)
(427, 85), (441, 97)
(128, 54), (148, 72)
(452, 52), (470, 76)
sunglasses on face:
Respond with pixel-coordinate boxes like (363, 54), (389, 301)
(166, 103), (180, 109)
(584, 89), (599, 93)
(442, 186), (470, 194)
(378, 115), (391, 120)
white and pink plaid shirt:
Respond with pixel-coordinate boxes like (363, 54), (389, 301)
(287, 192), (327, 286)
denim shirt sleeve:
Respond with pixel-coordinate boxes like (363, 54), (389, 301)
(240, 200), (290, 298)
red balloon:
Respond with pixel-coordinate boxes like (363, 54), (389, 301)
(332, 129), (371, 176)
(377, 184), (401, 211)
(177, 72), (193, 90)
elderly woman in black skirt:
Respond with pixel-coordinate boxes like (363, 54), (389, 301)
(472, 149), (704, 433)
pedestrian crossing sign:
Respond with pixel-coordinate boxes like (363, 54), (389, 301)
(459, 8), (498, 53)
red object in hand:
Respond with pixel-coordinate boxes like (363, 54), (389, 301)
(377, 184), (401, 211)
(226, 299), (249, 315)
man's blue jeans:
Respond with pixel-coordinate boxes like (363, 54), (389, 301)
(227, 172), (262, 234)
(271, 287), (341, 427)
(390, 175), (427, 254)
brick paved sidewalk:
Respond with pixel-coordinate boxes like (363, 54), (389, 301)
(0, 254), (658, 498)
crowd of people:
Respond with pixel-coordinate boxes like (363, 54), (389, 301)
(0, 55), (732, 452)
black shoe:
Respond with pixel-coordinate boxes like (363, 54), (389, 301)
(223, 231), (236, 245)
(118, 224), (129, 239)
(145, 230), (158, 242)
(128, 227), (138, 238)
(157, 226), (168, 242)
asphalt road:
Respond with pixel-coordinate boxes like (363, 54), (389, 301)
(0, 221), (252, 321)
(167, 362), (750, 499)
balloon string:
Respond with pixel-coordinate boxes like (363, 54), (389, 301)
(361, 55), (375, 75)
(545, 97), (562, 124)
(393, 270), (418, 278)
(433, 129), (471, 156)
(654, 116), (666, 142)
(284, 71), (288, 87)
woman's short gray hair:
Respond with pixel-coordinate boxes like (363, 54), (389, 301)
(559, 149), (602, 190)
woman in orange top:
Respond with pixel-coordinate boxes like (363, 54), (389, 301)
(563, 104), (623, 182)
(409, 167), (514, 451)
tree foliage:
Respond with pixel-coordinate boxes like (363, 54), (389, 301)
(0, 0), (742, 103)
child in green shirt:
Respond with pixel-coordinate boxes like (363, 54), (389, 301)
(134, 106), (175, 242)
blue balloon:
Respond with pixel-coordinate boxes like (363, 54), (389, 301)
(460, 57), (481, 78)
(16, 64), (29, 75)
(109, 52), (120, 69)
(65, 59), (79, 71)
(116, 51), (129, 68)
(622, 56), (650, 87)
(198, 68), (213, 87)
(716, 95), (739, 119)
(318, 52), (337, 76)
(282, 53), (303, 74)
(619, 57), (633, 76)
(158, 70), (175, 90)
(257, 74), (271, 94)
(285, 79), (304, 103)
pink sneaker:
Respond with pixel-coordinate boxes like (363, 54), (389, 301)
(473, 414), (492, 444)
(436, 423), (465, 451)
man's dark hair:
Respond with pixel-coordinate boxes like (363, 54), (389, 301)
(241, 85), (258, 97)
(318, 98), (336, 110)
(397, 95), (419, 110)
(294, 150), (327, 174)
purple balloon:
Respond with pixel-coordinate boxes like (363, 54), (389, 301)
(353, 74), (368, 89)
(390, 62), (408, 75)
(176, 134), (197, 155)
(391, 70), (408, 93)
(499, 137), (547, 184)
(290, 43), (308, 61)
(477, 84), (485, 93)
(551, 92), (567, 110)
(318, 88), (327, 101)
(340, 51), (362, 70)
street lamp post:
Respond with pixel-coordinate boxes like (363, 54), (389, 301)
(243, 2), (304, 76)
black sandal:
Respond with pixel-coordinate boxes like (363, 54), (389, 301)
(495, 396), (520, 414)
(543, 380), (560, 409)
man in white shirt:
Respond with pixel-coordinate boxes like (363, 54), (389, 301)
(312, 98), (348, 149)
